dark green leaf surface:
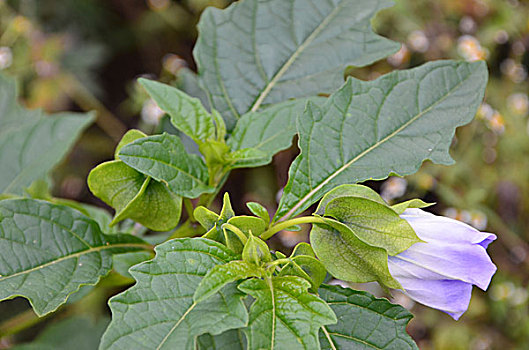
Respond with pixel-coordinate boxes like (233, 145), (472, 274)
(228, 98), (324, 167)
(238, 276), (336, 350)
(139, 79), (217, 144)
(197, 329), (246, 350)
(275, 60), (488, 221)
(194, 0), (399, 129)
(0, 199), (148, 316)
(319, 284), (418, 350)
(310, 219), (400, 289)
(100, 238), (248, 350)
(118, 133), (214, 198)
(0, 74), (93, 195)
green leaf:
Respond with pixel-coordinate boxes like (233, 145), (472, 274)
(114, 129), (147, 159)
(392, 199), (434, 215)
(194, 260), (260, 303)
(275, 60), (488, 221)
(228, 98), (324, 167)
(100, 238), (248, 350)
(112, 251), (153, 279)
(118, 133), (214, 198)
(310, 218), (400, 289)
(87, 160), (182, 231)
(11, 316), (110, 350)
(139, 79), (217, 144)
(0, 199), (148, 316)
(316, 184), (386, 215)
(279, 243), (327, 291)
(238, 276), (336, 350)
(325, 197), (420, 255)
(195, 206), (220, 230)
(242, 235), (272, 266)
(194, 0), (399, 130)
(226, 148), (269, 169)
(319, 284), (418, 350)
(0, 74), (94, 195)
(246, 202), (270, 227)
(227, 216), (267, 237)
(202, 193), (236, 243)
(197, 329), (246, 350)
(175, 67), (211, 111)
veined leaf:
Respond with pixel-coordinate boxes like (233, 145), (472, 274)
(0, 74), (93, 195)
(139, 79), (217, 144)
(194, 0), (399, 130)
(118, 133), (214, 198)
(228, 98), (324, 167)
(238, 276), (336, 350)
(315, 184), (386, 215)
(275, 60), (488, 221)
(197, 329), (246, 350)
(392, 199), (433, 214)
(310, 218), (400, 289)
(319, 284), (418, 350)
(0, 199), (148, 316)
(100, 238), (248, 350)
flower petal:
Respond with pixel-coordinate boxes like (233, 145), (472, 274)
(390, 241), (496, 290)
(401, 209), (496, 247)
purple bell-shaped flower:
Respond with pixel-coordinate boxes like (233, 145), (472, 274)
(388, 209), (497, 320)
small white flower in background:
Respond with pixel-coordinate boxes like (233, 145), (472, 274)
(459, 16), (477, 34)
(381, 177), (407, 202)
(387, 45), (410, 67)
(162, 53), (187, 75)
(493, 30), (509, 45)
(457, 35), (488, 61)
(500, 58), (527, 84)
(477, 102), (494, 120)
(442, 208), (488, 230)
(147, 0), (170, 11)
(507, 93), (529, 116)
(0, 47), (13, 70)
(141, 98), (164, 125)
(407, 30), (429, 53)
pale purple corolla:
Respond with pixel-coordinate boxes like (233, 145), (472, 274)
(388, 208), (497, 320)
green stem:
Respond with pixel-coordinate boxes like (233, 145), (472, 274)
(260, 216), (326, 240)
(222, 223), (248, 245)
(183, 198), (195, 221)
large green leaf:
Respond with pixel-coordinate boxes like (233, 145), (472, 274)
(228, 98), (324, 167)
(100, 238), (248, 350)
(319, 284), (418, 350)
(0, 74), (94, 195)
(0, 199), (148, 316)
(12, 316), (110, 350)
(139, 79), (217, 144)
(194, 0), (400, 130)
(275, 60), (488, 221)
(238, 276), (336, 350)
(310, 218), (400, 289)
(118, 133), (214, 198)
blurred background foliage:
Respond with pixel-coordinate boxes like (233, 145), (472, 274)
(0, 0), (528, 349)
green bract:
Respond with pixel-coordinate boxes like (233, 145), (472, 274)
(0, 0), (491, 348)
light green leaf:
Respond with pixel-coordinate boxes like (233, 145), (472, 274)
(202, 193), (237, 244)
(227, 216), (267, 237)
(114, 129), (147, 159)
(139, 79), (217, 144)
(325, 197), (420, 255)
(319, 284), (418, 350)
(0, 199), (149, 316)
(238, 276), (336, 350)
(194, 0), (399, 130)
(316, 184), (386, 215)
(194, 260), (260, 303)
(242, 235), (272, 266)
(118, 133), (214, 198)
(12, 316), (110, 350)
(100, 238), (248, 350)
(227, 148), (269, 169)
(246, 202), (270, 227)
(195, 206), (220, 230)
(197, 329), (246, 350)
(310, 218), (400, 289)
(279, 243), (327, 291)
(275, 60), (488, 221)
(0, 74), (94, 195)
(392, 199), (434, 215)
(87, 160), (182, 231)
(228, 98), (324, 167)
